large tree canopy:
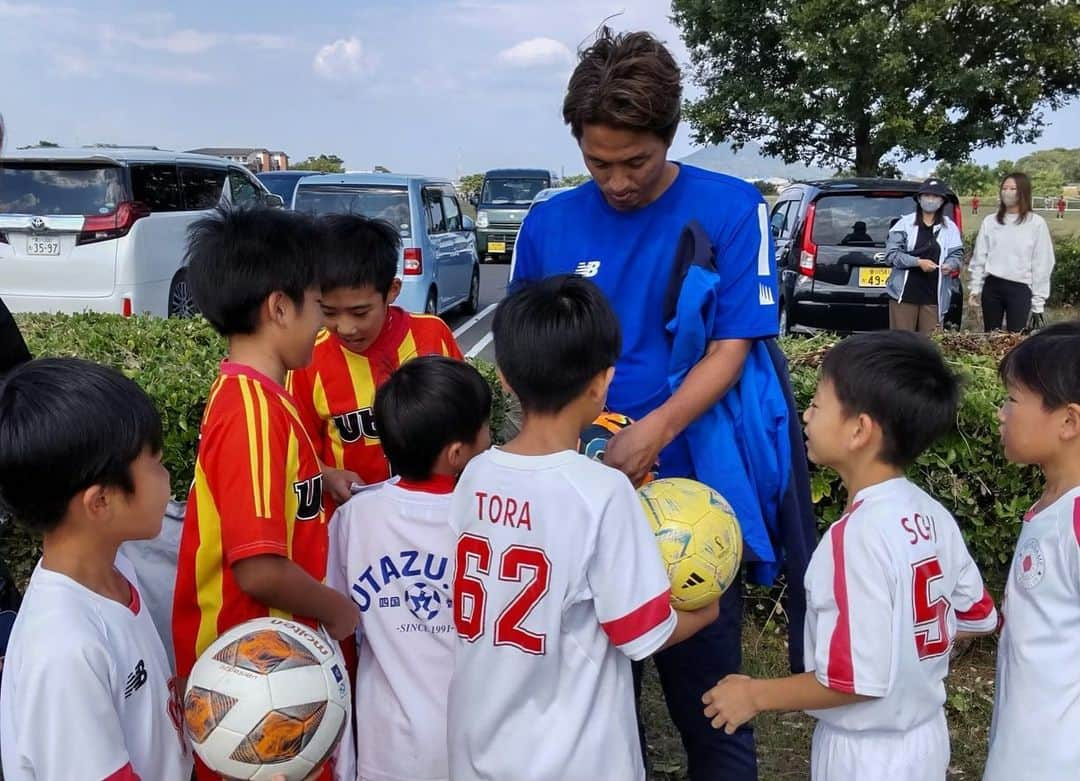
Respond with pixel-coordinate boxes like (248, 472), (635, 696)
(673, 0), (1080, 175)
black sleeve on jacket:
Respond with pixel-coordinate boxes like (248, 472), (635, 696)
(0, 297), (32, 376)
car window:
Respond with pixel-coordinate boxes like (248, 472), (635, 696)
(293, 185), (412, 236)
(441, 189), (462, 232)
(129, 164), (182, 212)
(424, 188), (446, 234)
(812, 194), (916, 247)
(258, 175), (302, 204)
(770, 201), (794, 240)
(228, 169), (261, 207)
(0, 163), (128, 216)
(179, 166), (226, 210)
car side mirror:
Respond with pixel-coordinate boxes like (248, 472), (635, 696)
(462, 215), (475, 232)
(771, 223), (782, 238)
(264, 194), (285, 209)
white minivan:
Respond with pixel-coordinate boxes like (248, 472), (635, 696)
(0, 147), (282, 317)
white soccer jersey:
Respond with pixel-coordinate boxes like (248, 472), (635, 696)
(446, 449), (677, 781)
(984, 488), (1080, 781)
(804, 478), (997, 734)
(0, 553), (191, 781)
(326, 477), (459, 781)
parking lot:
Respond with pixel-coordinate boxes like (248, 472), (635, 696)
(444, 263), (508, 362)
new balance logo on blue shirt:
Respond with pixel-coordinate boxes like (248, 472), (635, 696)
(758, 284), (775, 306)
(574, 260), (601, 278)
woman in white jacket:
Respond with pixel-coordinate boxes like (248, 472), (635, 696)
(969, 172), (1056, 332)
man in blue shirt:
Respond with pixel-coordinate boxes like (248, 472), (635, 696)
(510, 28), (778, 780)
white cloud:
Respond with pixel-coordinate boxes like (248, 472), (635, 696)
(497, 37), (573, 68)
(136, 29), (220, 54)
(313, 37), (376, 80)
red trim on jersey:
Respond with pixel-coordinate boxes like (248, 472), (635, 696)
(219, 360), (288, 396)
(1072, 497), (1080, 548)
(601, 590), (672, 647)
(102, 762), (141, 781)
(956, 587), (996, 622)
(125, 579), (141, 616)
(826, 505), (860, 694)
(397, 474), (456, 495)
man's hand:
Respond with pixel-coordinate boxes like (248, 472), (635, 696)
(702, 674), (760, 734)
(323, 467), (362, 505)
(323, 590), (360, 641)
(604, 413), (668, 488)
(917, 258), (938, 273)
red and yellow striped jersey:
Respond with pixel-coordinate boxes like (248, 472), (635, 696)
(286, 307), (463, 487)
(172, 362), (328, 681)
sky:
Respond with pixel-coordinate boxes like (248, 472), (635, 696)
(1, 0), (1077, 180)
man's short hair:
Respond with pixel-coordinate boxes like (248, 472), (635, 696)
(375, 356), (491, 481)
(562, 27), (682, 143)
(999, 321), (1080, 409)
(185, 206), (322, 336)
(820, 331), (960, 468)
(0, 359), (163, 533)
(319, 214), (401, 297)
(493, 275), (621, 415)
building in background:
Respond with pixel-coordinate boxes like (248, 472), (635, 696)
(186, 147), (288, 173)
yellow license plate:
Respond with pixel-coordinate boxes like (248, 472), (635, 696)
(858, 267), (889, 287)
(488, 241), (506, 254)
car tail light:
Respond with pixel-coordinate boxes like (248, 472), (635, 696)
(77, 201), (151, 246)
(798, 202), (818, 277)
(122, 296), (133, 318)
(403, 247), (422, 275)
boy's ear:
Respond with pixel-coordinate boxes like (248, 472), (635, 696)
(1062, 403), (1080, 441)
(387, 278), (402, 306)
(265, 290), (292, 326)
(79, 483), (113, 522)
(588, 366), (616, 402)
(850, 412), (878, 452)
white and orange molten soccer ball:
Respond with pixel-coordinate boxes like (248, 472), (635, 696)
(183, 617), (350, 781)
(638, 478), (743, 611)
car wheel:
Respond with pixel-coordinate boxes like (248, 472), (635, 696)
(778, 301), (790, 336)
(463, 266), (480, 315)
(168, 271), (198, 318)
(425, 287), (438, 315)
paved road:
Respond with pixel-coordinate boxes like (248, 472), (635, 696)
(443, 263), (509, 363)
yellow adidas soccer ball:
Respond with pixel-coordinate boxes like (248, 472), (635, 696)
(638, 478), (743, 611)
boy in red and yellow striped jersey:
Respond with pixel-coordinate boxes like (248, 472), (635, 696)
(286, 215), (462, 507)
(171, 208), (359, 781)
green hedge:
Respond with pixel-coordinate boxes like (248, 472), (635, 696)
(1049, 235), (1080, 308)
(0, 315), (1042, 587)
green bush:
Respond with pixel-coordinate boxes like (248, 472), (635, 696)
(0, 315), (1045, 587)
(1049, 235), (1080, 308)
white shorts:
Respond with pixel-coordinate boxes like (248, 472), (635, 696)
(811, 709), (949, 781)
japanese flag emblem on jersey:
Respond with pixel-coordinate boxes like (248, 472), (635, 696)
(1015, 538), (1046, 589)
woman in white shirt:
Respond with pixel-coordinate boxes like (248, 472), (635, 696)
(969, 172), (1056, 332)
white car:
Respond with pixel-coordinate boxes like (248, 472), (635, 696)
(0, 147), (282, 317)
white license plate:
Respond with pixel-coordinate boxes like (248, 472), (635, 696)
(27, 236), (61, 256)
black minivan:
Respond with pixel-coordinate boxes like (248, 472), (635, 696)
(771, 179), (964, 334)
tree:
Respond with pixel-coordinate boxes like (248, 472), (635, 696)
(373, 165), (391, 173)
(458, 173), (484, 201)
(560, 174), (592, 187)
(753, 180), (778, 196)
(672, 0), (1080, 176)
(17, 140), (59, 149)
(291, 154), (345, 173)
(933, 160), (994, 196)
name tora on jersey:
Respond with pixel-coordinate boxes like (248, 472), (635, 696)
(476, 491), (532, 529)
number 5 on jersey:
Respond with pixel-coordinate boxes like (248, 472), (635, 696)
(455, 534), (552, 655)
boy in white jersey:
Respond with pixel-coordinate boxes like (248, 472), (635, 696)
(985, 321), (1080, 780)
(327, 355), (492, 781)
(0, 359), (192, 781)
(702, 331), (998, 781)
(447, 275), (719, 781)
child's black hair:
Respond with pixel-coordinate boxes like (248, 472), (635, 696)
(493, 275), (621, 414)
(999, 321), (1080, 409)
(375, 356), (491, 481)
(185, 206), (323, 335)
(319, 214), (401, 297)
(820, 331), (960, 468)
(0, 358), (163, 533)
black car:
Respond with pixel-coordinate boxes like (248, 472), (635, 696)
(771, 179), (964, 334)
(255, 170), (313, 208)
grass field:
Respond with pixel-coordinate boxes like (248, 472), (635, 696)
(641, 614), (999, 780)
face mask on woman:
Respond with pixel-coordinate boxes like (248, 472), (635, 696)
(919, 196), (943, 213)
(1001, 190), (1019, 207)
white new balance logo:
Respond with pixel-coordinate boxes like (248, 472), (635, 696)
(574, 260), (601, 278)
(759, 284), (775, 306)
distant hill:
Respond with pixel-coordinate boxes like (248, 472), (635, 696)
(681, 142), (830, 181)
